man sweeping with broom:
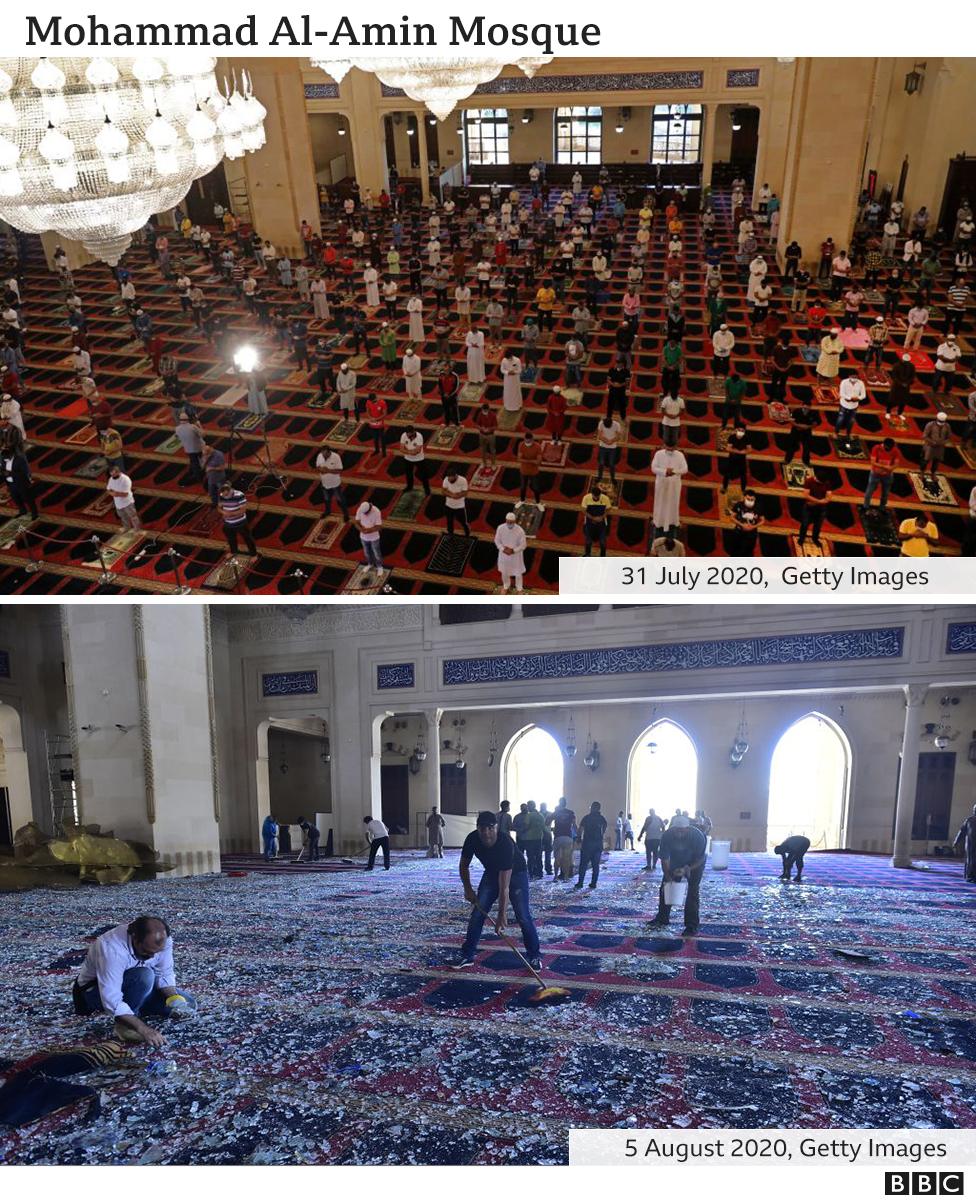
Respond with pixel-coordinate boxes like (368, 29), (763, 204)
(451, 810), (542, 973)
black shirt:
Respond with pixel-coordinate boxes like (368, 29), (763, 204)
(552, 807), (576, 838)
(578, 812), (607, 846)
(659, 825), (707, 869)
(461, 830), (527, 876)
(778, 835), (811, 854)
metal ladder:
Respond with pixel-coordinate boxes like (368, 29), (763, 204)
(45, 733), (77, 835)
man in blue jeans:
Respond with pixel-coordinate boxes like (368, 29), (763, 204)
(262, 812), (279, 861)
(452, 810), (541, 970)
(73, 916), (196, 1046)
(575, 801), (608, 889)
(649, 823), (708, 936)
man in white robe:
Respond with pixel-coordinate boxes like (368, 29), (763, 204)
(402, 349), (422, 399)
(363, 266), (380, 308)
(747, 255), (767, 302)
(336, 364), (357, 415)
(466, 329), (486, 384)
(651, 446), (688, 533)
(494, 512), (527, 593)
(501, 353), (523, 412)
(407, 296), (424, 345)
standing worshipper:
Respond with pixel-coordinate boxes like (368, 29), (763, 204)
(426, 807), (446, 858)
(262, 814), (278, 861)
(501, 350), (523, 414)
(638, 809), (666, 872)
(494, 512), (527, 593)
(816, 327), (844, 383)
(574, 802), (608, 890)
(363, 264), (380, 308)
(407, 294), (424, 344)
(649, 822), (708, 936)
(551, 798), (576, 882)
(402, 348), (422, 399)
(953, 804), (976, 883)
(355, 500), (384, 573)
(651, 444), (688, 535)
(466, 327), (486, 385)
(451, 811), (541, 971)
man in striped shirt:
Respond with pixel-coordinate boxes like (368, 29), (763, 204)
(218, 481), (258, 559)
(946, 275), (970, 336)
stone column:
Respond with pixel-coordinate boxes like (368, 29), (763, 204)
(700, 102), (717, 191)
(415, 110), (432, 204)
(751, 105), (768, 210)
(777, 58), (878, 263)
(0, 703), (33, 832)
(60, 606), (220, 877)
(892, 684), (927, 868)
(231, 58), (321, 256)
(345, 71), (389, 195)
(424, 708), (442, 818)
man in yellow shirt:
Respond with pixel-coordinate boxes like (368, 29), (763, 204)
(535, 281), (556, 333)
(581, 486), (612, 557)
(898, 514), (938, 556)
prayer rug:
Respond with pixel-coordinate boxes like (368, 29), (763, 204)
(514, 502), (544, 538)
(584, 477), (619, 507)
(782, 463), (811, 489)
(859, 506), (900, 547)
(561, 387), (583, 404)
(212, 386), (246, 408)
(204, 555), (257, 590)
(156, 434), (182, 455)
(323, 419), (361, 445)
(813, 386), (838, 405)
(909, 472), (956, 506)
(202, 361), (232, 381)
(184, 506), (220, 535)
(833, 436), (868, 460)
(520, 365), (538, 384)
(960, 446), (976, 472)
(839, 329), (870, 350)
(397, 399), (424, 421)
(706, 377), (725, 399)
(306, 394), (332, 410)
(427, 534), (476, 578)
(902, 350), (934, 372)
(82, 531), (144, 570)
(864, 367), (889, 388)
(468, 465), (501, 491)
(370, 372), (400, 392)
(65, 427), (98, 446)
(541, 441), (568, 467)
(799, 347), (821, 364)
(389, 490), (426, 521)
(0, 515), (35, 549)
(342, 564), (391, 593)
(233, 414), (265, 433)
(497, 408), (522, 432)
(428, 426), (462, 452)
(460, 383), (485, 404)
(790, 535), (833, 557)
(301, 518), (343, 552)
(80, 493), (116, 518)
(137, 378), (166, 397)
(934, 393), (967, 417)
(75, 456), (109, 479)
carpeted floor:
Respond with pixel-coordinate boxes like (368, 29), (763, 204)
(1, 182), (973, 595)
(1, 850), (974, 1163)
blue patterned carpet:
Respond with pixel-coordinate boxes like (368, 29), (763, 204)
(1, 850), (974, 1164)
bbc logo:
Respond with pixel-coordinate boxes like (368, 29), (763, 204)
(885, 1173), (964, 1196)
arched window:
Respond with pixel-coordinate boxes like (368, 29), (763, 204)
(555, 106), (602, 164)
(628, 719), (698, 821)
(651, 104), (703, 164)
(767, 714), (851, 850)
(464, 108), (509, 167)
(502, 725), (564, 810)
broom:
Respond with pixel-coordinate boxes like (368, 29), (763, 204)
(472, 900), (571, 1006)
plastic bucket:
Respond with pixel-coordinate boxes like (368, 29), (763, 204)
(710, 839), (731, 870)
(663, 879), (689, 906)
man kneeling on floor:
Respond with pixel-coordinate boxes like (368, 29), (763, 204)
(73, 916), (196, 1046)
(650, 822), (708, 936)
(452, 810), (541, 971)
(775, 834), (811, 882)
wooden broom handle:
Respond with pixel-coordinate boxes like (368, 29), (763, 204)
(472, 900), (545, 989)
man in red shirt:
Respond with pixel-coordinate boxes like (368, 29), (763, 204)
(88, 393), (113, 435)
(862, 436), (900, 510)
(547, 386), (568, 445)
(365, 392), (388, 456)
(798, 468), (832, 547)
(322, 243), (337, 279)
(474, 401), (498, 467)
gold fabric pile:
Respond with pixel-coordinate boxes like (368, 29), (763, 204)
(0, 822), (175, 891)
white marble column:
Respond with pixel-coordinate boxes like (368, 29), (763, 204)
(424, 708), (442, 819)
(416, 110), (432, 204)
(751, 105), (767, 210)
(60, 606), (220, 877)
(891, 684), (927, 868)
(700, 102), (717, 192)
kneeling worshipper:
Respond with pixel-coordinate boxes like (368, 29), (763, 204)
(775, 834), (811, 882)
(72, 916), (196, 1046)
(649, 822), (708, 936)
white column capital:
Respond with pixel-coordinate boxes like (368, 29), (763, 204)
(905, 683), (928, 707)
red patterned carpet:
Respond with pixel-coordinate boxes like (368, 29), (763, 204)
(0, 183), (973, 594)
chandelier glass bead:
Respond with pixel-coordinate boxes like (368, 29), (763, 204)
(312, 56), (552, 120)
(0, 56), (267, 264)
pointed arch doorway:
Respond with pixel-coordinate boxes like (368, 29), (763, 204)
(767, 714), (851, 850)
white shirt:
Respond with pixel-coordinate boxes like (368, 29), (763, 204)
(712, 329), (735, 356)
(400, 432), (424, 461)
(76, 923), (176, 1018)
(443, 476), (468, 508)
(107, 474), (134, 509)
(839, 378), (866, 408)
(356, 503), (382, 541)
(316, 450), (342, 488)
(936, 342), (961, 371)
(367, 818), (388, 840)
(598, 420), (622, 449)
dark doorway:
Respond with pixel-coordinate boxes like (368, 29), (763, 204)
(911, 752), (956, 841)
(381, 764), (410, 835)
(182, 163), (231, 226)
(730, 108), (760, 180)
(938, 156), (976, 236)
(0, 787), (11, 850)
(440, 763), (468, 816)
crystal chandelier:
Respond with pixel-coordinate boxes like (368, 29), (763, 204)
(311, 57), (552, 120)
(0, 56), (267, 264)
